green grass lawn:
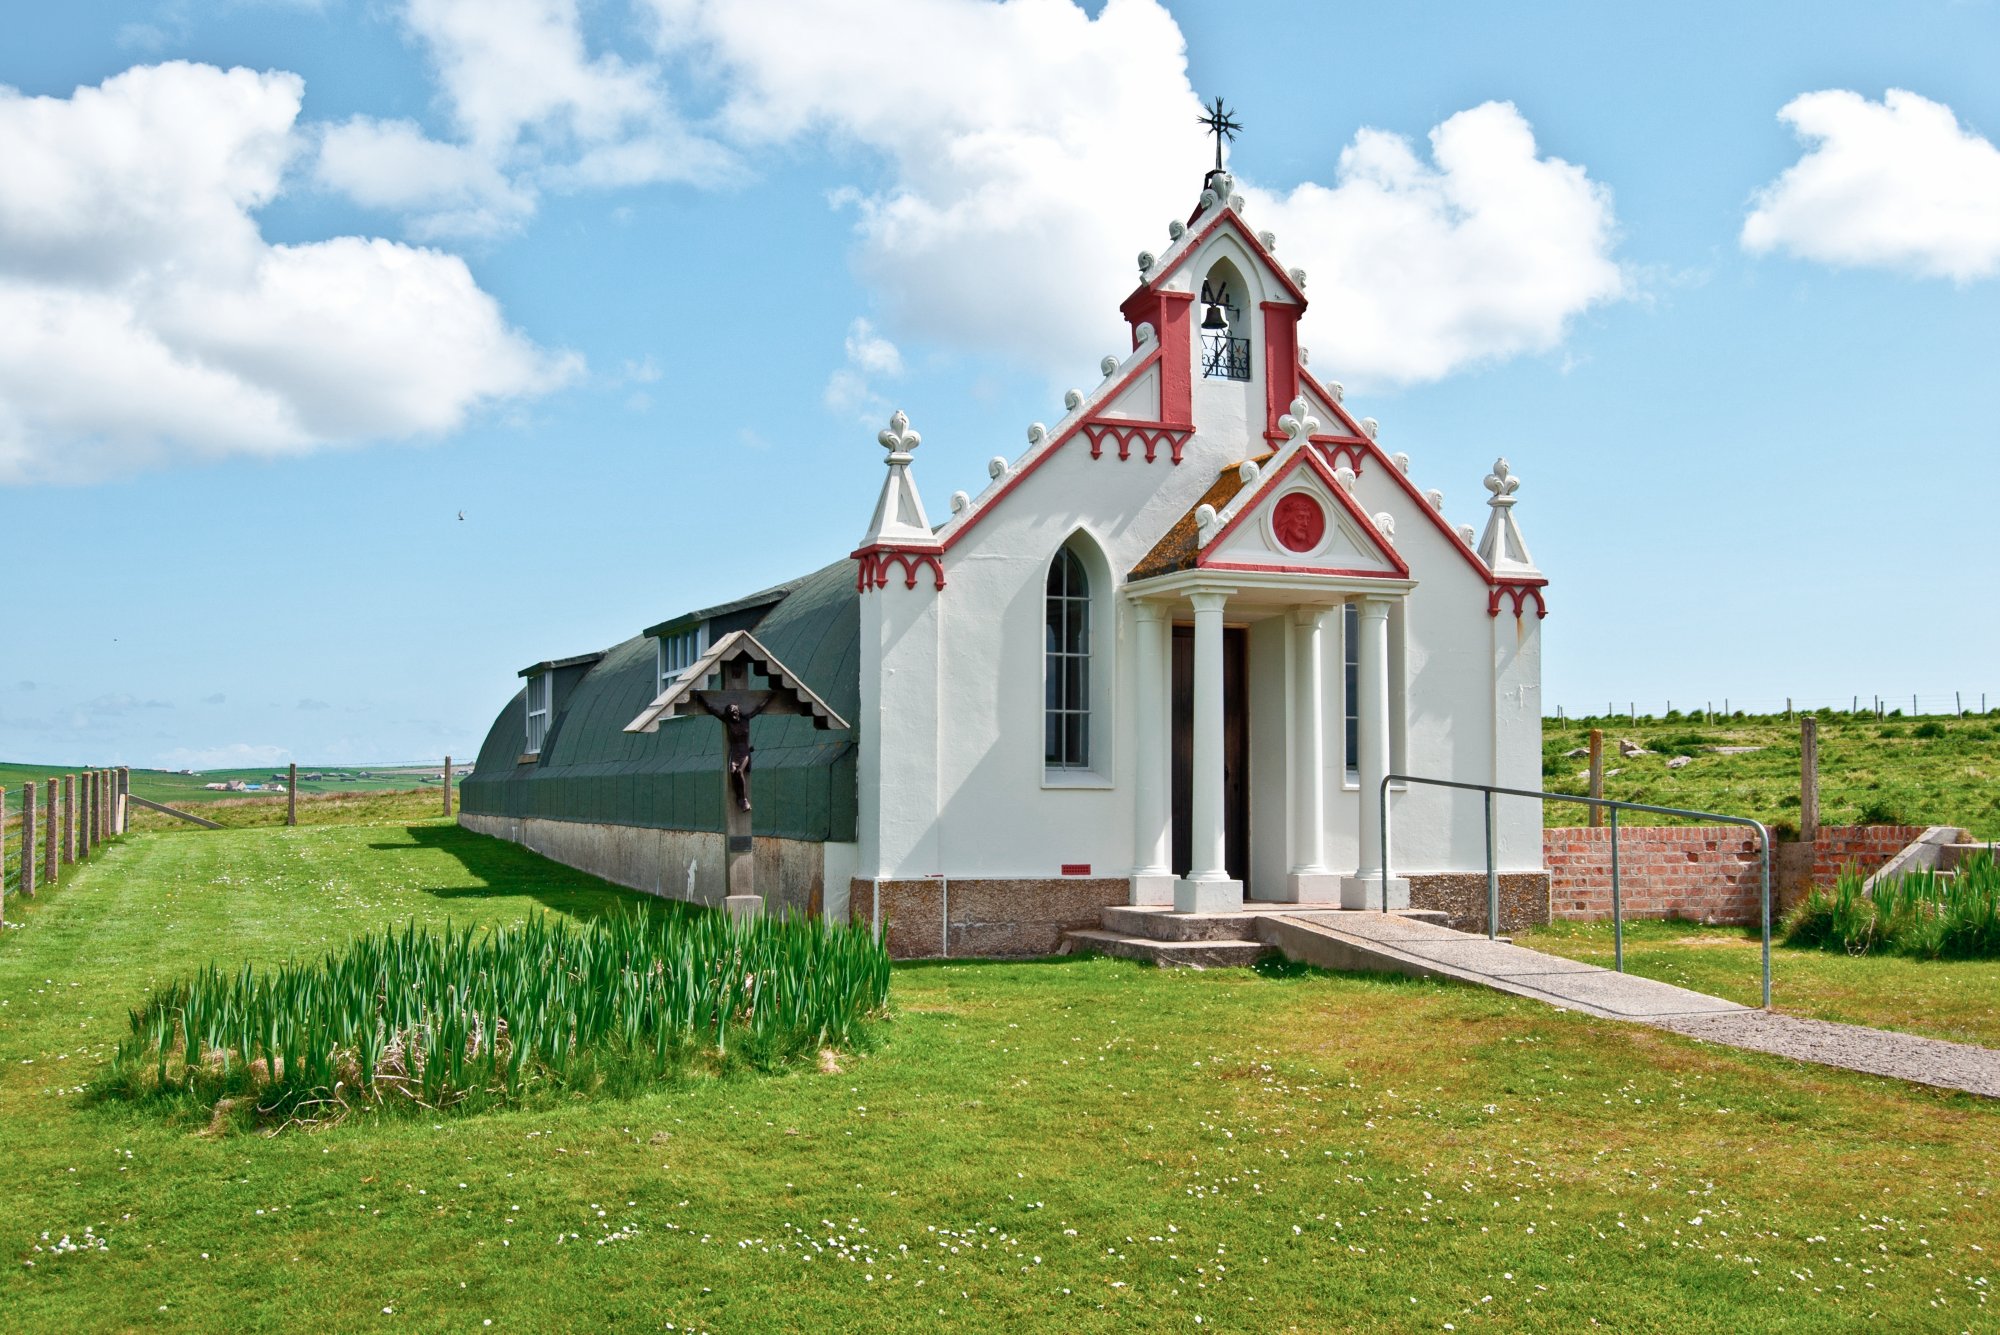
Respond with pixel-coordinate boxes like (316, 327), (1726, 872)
(1542, 711), (2000, 836)
(2, 820), (1996, 1333)
(1518, 919), (2000, 1050)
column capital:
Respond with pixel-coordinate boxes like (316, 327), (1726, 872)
(1356, 594), (1393, 620)
(1186, 587), (1235, 614)
(1130, 597), (1167, 623)
(1289, 605), (1325, 628)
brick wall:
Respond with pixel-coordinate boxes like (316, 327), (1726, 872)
(1546, 824), (1924, 925)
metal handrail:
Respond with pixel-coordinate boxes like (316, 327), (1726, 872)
(1380, 774), (1774, 1008)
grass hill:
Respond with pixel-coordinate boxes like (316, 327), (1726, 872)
(1544, 709), (2000, 836)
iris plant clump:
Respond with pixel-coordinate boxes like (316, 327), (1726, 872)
(102, 906), (891, 1123)
(1784, 851), (2000, 959)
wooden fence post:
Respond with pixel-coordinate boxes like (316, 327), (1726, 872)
(21, 782), (36, 899)
(60, 775), (74, 865)
(1, 787), (6, 925)
(1587, 728), (1605, 829)
(117, 768), (129, 834)
(287, 762), (297, 827)
(43, 778), (57, 885)
(82, 772), (94, 856)
(1799, 715), (1819, 844)
(442, 756), (453, 817)
(93, 771), (104, 848)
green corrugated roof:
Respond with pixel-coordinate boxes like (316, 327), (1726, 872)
(462, 558), (860, 841)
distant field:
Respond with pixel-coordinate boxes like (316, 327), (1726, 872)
(1543, 710), (2000, 836)
(0, 761), (463, 805)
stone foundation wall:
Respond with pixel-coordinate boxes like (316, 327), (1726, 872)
(1408, 872), (1552, 934)
(457, 813), (825, 917)
(1545, 824), (1925, 925)
(851, 877), (1129, 959)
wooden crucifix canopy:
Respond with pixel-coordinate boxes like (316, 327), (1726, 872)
(623, 629), (849, 735)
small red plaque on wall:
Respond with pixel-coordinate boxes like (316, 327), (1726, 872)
(1060, 863), (1091, 876)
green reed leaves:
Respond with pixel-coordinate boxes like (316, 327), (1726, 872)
(1784, 851), (2000, 959)
(104, 906), (890, 1123)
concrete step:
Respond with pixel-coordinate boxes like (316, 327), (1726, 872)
(1940, 842), (1996, 871)
(1061, 929), (1271, 969)
(1102, 904), (1448, 943)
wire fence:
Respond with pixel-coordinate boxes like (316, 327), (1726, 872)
(1554, 690), (1996, 723)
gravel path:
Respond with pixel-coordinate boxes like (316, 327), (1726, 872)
(1653, 1011), (2000, 1098)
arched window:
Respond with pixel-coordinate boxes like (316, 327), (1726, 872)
(1045, 548), (1091, 769)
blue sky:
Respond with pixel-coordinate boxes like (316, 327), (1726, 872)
(3, 0), (1997, 769)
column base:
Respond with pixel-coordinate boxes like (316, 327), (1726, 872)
(1340, 875), (1409, 911)
(723, 894), (763, 921)
(1269, 871), (1342, 904)
(1129, 871), (1176, 906)
(1175, 876), (1244, 914)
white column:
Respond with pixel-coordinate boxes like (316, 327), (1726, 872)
(1176, 588), (1242, 913)
(1130, 600), (1174, 904)
(1285, 605), (1338, 902)
(1343, 595), (1408, 908)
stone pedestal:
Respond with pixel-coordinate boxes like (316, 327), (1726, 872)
(1341, 874), (1410, 911)
(1129, 872), (1176, 906)
(1175, 875), (1243, 914)
(1277, 872), (1342, 904)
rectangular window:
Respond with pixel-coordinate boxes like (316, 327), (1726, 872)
(656, 624), (708, 693)
(1343, 601), (1360, 782)
(524, 672), (552, 756)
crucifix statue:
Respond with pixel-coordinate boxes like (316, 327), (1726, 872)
(624, 630), (850, 919)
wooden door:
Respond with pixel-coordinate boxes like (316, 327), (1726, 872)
(1170, 625), (1250, 884)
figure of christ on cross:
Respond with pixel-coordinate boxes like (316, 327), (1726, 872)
(696, 695), (773, 811)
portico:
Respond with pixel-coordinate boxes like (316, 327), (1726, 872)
(1125, 571), (1413, 914)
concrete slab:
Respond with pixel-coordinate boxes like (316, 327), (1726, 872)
(1406, 939), (1603, 976)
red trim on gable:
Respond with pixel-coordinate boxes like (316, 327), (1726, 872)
(852, 545), (945, 593)
(1488, 581), (1549, 619)
(1130, 209), (1310, 310)
(1083, 419), (1194, 464)
(933, 344), (1170, 557)
(1261, 301), (1300, 438)
(1295, 365), (1501, 590)
(1201, 561), (1409, 580)
(1196, 445), (1411, 579)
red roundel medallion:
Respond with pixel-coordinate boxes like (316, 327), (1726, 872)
(1272, 492), (1326, 553)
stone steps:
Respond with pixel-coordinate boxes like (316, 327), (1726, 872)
(1059, 929), (1271, 969)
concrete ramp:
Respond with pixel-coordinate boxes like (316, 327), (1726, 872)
(1255, 911), (1748, 1022)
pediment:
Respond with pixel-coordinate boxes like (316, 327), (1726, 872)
(1200, 450), (1407, 577)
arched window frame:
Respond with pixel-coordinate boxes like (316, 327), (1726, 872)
(1042, 533), (1115, 786)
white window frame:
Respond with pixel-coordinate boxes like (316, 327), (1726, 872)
(656, 624), (709, 695)
(524, 672), (552, 756)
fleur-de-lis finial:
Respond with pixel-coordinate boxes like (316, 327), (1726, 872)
(1484, 457), (1520, 505)
(1277, 394), (1320, 442)
(879, 410), (920, 460)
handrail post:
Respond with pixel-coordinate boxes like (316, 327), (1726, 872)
(1758, 823), (1772, 1009)
(1483, 788), (1498, 940)
(1379, 775), (1392, 913)
(1609, 805), (1623, 972)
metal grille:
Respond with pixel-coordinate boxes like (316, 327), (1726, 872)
(1044, 549), (1091, 768)
(1201, 333), (1251, 381)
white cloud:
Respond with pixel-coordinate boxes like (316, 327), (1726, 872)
(825, 317), (903, 418)
(157, 742), (292, 771)
(1742, 89), (2000, 281)
(319, 0), (732, 236)
(0, 62), (577, 485)
(648, 0), (1624, 388)
(1250, 101), (1626, 386)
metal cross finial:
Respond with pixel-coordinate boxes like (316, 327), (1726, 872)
(1197, 96), (1243, 173)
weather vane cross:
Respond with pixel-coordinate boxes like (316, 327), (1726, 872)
(1197, 96), (1243, 174)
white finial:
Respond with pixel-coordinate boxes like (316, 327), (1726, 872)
(1392, 452), (1410, 474)
(1168, 219), (1186, 241)
(1425, 488), (1444, 510)
(1374, 512), (1396, 537)
(1456, 523), (1477, 546)
(1237, 460), (1260, 484)
(1299, 346), (1309, 367)
(1257, 230), (1277, 251)
(1195, 503), (1219, 544)
(1277, 395), (1321, 443)
(1228, 193), (1245, 211)
(859, 409), (935, 547)
(1026, 423), (1046, 444)
(1199, 187), (1219, 211)
(1101, 354), (1120, 378)
(988, 455), (1009, 480)
(1289, 267), (1307, 288)
(1360, 417), (1378, 440)
(1477, 457), (1540, 577)
(879, 409), (920, 459)
(1136, 321), (1157, 345)
(1332, 466), (1356, 494)
(1063, 389), (1084, 411)
(1137, 250), (1156, 275)
(1329, 381), (1344, 403)
(949, 490), (969, 514)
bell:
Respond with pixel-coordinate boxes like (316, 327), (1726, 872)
(1201, 302), (1229, 331)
